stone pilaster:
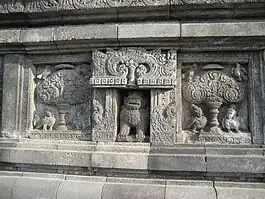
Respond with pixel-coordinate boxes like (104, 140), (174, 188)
(92, 89), (119, 141)
(150, 89), (177, 145)
(1, 55), (35, 138)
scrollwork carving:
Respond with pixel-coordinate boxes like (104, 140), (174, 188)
(183, 66), (244, 130)
(151, 103), (176, 133)
(92, 99), (114, 132)
(91, 48), (177, 88)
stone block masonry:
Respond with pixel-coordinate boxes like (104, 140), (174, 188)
(0, 0), (265, 198)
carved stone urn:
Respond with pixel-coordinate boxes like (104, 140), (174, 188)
(56, 104), (71, 130)
(183, 65), (244, 133)
(36, 64), (90, 130)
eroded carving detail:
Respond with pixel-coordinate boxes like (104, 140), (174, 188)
(188, 104), (207, 133)
(117, 91), (149, 142)
(222, 105), (241, 133)
(231, 63), (248, 82)
(33, 110), (56, 130)
(92, 99), (114, 133)
(150, 89), (177, 144)
(182, 63), (251, 144)
(1, 0), (262, 13)
(183, 66), (244, 130)
(35, 64), (91, 131)
(91, 48), (177, 88)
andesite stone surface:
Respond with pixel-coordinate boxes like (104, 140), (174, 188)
(0, 0), (265, 198)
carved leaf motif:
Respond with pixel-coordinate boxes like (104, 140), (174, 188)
(92, 99), (114, 131)
(91, 48), (177, 87)
(151, 103), (176, 132)
(37, 67), (90, 105)
(184, 71), (244, 104)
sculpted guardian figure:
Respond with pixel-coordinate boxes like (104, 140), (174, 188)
(118, 92), (149, 142)
(33, 110), (56, 131)
(222, 105), (240, 133)
(188, 104), (207, 133)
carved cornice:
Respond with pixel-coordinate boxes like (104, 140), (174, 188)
(0, 0), (264, 13)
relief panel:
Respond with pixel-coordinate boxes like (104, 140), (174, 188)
(28, 62), (92, 140)
(90, 48), (178, 144)
(180, 58), (256, 144)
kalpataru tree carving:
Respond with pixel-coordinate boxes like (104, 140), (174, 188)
(91, 48), (178, 144)
(34, 64), (91, 131)
(182, 63), (251, 144)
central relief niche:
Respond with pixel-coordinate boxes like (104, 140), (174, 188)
(117, 90), (150, 142)
(181, 63), (250, 144)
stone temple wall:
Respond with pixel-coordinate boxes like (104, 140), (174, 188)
(0, 0), (265, 198)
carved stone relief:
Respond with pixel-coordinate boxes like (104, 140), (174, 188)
(181, 63), (251, 144)
(90, 48), (177, 88)
(150, 89), (177, 144)
(117, 91), (149, 142)
(90, 48), (178, 144)
(0, 0), (262, 13)
(92, 89), (117, 141)
(30, 63), (92, 139)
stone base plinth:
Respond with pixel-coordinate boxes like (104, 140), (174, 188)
(199, 132), (252, 144)
(0, 171), (265, 199)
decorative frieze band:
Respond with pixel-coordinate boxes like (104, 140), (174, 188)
(0, 0), (263, 13)
(90, 48), (177, 88)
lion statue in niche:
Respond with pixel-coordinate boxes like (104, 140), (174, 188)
(117, 91), (149, 142)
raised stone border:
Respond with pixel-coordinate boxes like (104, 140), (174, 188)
(1, 21), (265, 54)
(0, 170), (265, 199)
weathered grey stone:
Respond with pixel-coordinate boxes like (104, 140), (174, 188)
(216, 182), (265, 199)
(102, 183), (165, 199)
(207, 156), (265, 173)
(95, 142), (150, 153)
(107, 177), (166, 185)
(0, 177), (19, 199)
(12, 177), (62, 199)
(8, 148), (92, 167)
(165, 184), (216, 199)
(20, 28), (54, 43)
(54, 24), (118, 42)
(182, 21), (265, 37)
(148, 154), (207, 171)
(57, 181), (105, 199)
(0, 29), (21, 43)
(0, 171), (22, 176)
(65, 175), (106, 182)
(92, 152), (148, 170)
(206, 147), (263, 156)
(118, 22), (180, 39)
(22, 172), (65, 180)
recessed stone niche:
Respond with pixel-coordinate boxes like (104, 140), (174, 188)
(90, 48), (178, 144)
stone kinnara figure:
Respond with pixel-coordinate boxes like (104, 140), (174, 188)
(118, 91), (149, 142)
(222, 105), (240, 133)
(231, 63), (247, 81)
(33, 110), (56, 131)
(188, 104), (207, 133)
